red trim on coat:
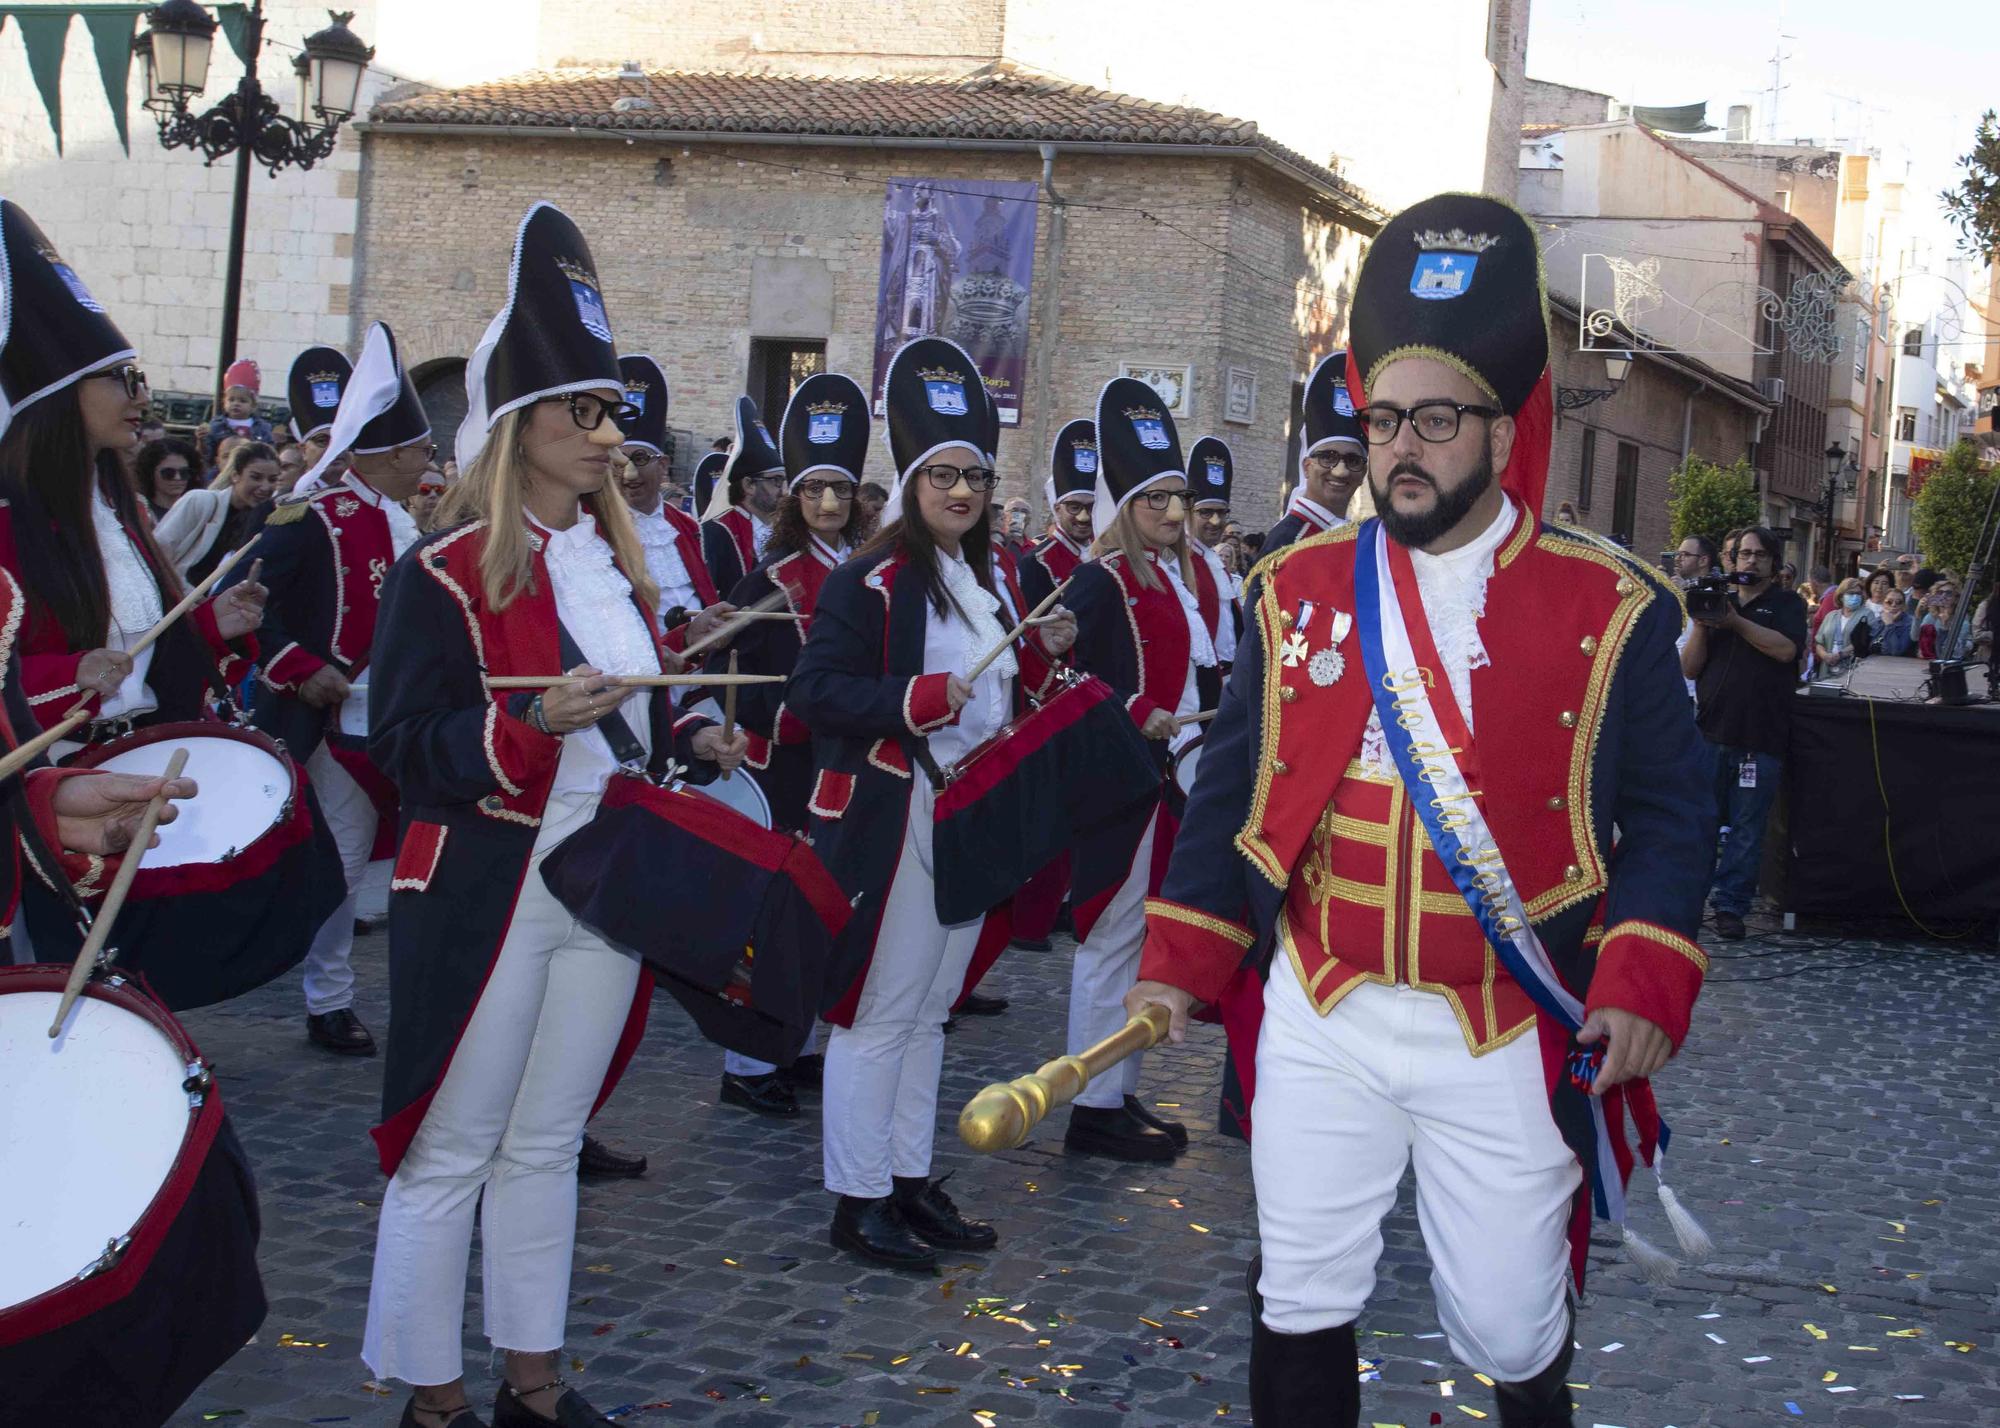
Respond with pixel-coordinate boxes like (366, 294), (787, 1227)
(931, 676), (1101, 817)
(662, 504), (720, 608)
(323, 732), (400, 860)
(264, 642), (326, 690)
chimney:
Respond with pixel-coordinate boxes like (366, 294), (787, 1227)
(1726, 105), (1752, 142)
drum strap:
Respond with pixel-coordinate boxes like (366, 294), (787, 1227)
(554, 618), (650, 770)
(7, 776), (94, 936)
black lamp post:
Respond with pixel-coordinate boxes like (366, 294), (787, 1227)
(135, 2), (373, 403)
(1819, 440), (1853, 573)
(1558, 350), (1634, 412)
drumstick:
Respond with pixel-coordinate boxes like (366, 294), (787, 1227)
(0, 544), (259, 785)
(677, 588), (791, 660)
(957, 1004), (1172, 1153)
(484, 673), (784, 689)
(1177, 710), (1218, 727)
(47, 747), (191, 1038)
(965, 578), (1070, 684)
(720, 651), (739, 783)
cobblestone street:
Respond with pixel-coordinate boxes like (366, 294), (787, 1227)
(164, 917), (2000, 1428)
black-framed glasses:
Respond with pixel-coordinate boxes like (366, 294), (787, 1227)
(1133, 486), (1189, 511)
(153, 463), (192, 482)
(396, 441), (441, 463)
(796, 478), (856, 502)
(1735, 548), (1774, 563)
(94, 363), (149, 399)
(917, 463), (1000, 492)
(1308, 447), (1368, 474)
(556, 391), (640, 431)
(1359, 401), (1501, 446)
(743, 471), (787, 490)
(620, 449), (660, 469)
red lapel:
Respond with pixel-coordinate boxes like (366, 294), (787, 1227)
(313, 481), (396, 671)
(719, 507), (757, 571)
(662, 504), (718, 606)
(1189, 545), (1221, 639)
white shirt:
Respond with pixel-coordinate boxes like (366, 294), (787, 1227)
(1358, 498), (1516, 778)
(527, 512), (662, 852)
(336, 471), (420, 735)
(631, 504), (702, 619)
(1191, 538), (1239, 664)
(92, 493), (163, 720)
(924, 550), (1017, 768)
(1286, 490), (1349, 533)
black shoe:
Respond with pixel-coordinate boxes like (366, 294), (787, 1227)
(1493, 1300), (1578, 1427)
(830, 1194), (937, 1270)
(399, 1397), (488, 1428)
(893, 1173), (998, 1250)
(1064, 1102), (1180, 1162)
(941, 1015), (960, 1034)
(1124, 1094), (1188, 1148)
(493, 1377), (617, 1427)
(1009, 935), (1053, 953)
(1250, 1315), (1361, 1428)
(577, 1133), (647, 1179)
(307, 1008), (376, 1056)
(957, 991), (1009, 1017)
(720, 1071), (799, 1117)
(785, 1052), (825, 1090)
(1714, 910), (1747, 940)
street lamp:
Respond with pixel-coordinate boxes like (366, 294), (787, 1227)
(1558, 350), (1634, 411)
(137, 3), (374, 402)
(1819, 441), (1849, 572)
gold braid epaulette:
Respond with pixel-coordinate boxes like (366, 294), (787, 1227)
(263, 493), (316, 527)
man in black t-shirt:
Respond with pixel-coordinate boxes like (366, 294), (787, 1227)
(1682, 525), (1808, 939)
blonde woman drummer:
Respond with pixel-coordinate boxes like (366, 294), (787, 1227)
(360, 202), (745, 1428)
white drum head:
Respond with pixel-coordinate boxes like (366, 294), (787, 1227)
(689, 771), (772, 829)
(0, 990), (191, 1306)
(1173, 741), (1203, 799)
(90, 735), (289, 867)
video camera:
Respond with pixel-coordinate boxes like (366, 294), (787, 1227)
(1684, 572), (1753, 621)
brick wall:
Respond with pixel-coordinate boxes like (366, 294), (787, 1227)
(355, 131), (1364, 527)
(1546, 309), (1762, 561)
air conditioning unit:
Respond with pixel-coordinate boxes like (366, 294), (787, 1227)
(1757, 377), (1785, 406)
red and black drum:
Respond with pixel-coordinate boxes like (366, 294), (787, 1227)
(0, 966), (265, 1428)
(540, 774), (849, 1064)
(26, 721), (344, 1010)
(930, 672), (1159, 925)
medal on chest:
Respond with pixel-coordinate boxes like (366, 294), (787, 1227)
(1287, 601), (1353, 685)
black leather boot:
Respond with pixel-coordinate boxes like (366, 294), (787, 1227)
(1064, 1102), (1179, 1161)
(577, 1133), (646, 1179)
(1249, 1314), (1361, 1427)
(1492, 1305), (1578, 1427)
(720, 1070), (799, 1117)
(829, 1194), (937, 1270)
(892, 1173), (998, 1249)
(1123, 1093), (1189, 1148)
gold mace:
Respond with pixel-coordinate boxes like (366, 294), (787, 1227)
(957, 1004), (1172, 1153)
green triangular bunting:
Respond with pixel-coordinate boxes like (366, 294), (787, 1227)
(11, 9), (72, 154)
(81, 8), (137, 154)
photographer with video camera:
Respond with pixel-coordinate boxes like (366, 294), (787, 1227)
(1681, 526), (1808, 940)
(1672, 535), (1722, 698)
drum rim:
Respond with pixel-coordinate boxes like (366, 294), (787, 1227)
(65, 717), (291, 771)
(0, 965), (223, 1347)
(941, 672), (1110, 779)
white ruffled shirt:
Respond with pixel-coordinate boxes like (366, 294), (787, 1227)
(1192, 539), (1239, 665)
(1286, 490), (1349, 533)
(631, 504), (702, 620)
(923, 550), (1017, 767)
(92, 492), (164, 720)
(1358, 499), (1516, 778)
(530, 511), (661, 853)
(336, 472), (420, 736)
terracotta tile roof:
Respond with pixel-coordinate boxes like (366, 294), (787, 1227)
(368, 65), (1381, 222)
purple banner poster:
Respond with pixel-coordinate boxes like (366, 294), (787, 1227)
(871, 177), (1038, 428)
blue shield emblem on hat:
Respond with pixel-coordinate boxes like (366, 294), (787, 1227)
(1332, 382), (1355, 417)
(808, 411), (842, 444)
(1410, 251), (1477, 300)
(568, 276), (613, 340)
(1204, 457), (1227, 488)
(311, 379), (342, 408)
(1074, 447), (1098, 474)
(924, 378), (967, 415)
(50, 260), (105, 314)
(624, 385), (647, 413)
(753, 421), (776, 446)
(1132, 417), (1169, 451)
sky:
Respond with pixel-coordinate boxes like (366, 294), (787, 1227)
(1527, 0), (1996, 261)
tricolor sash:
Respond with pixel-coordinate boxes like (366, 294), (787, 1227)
(1352, 515), (1631, 1223)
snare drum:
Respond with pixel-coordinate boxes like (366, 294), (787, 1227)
(688, 768), (774, 829)
(0, 966), (265, 1427)
(26, 721), (345, 1011)
(1166, 733), (1204, 820)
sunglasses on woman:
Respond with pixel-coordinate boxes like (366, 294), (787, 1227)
(95, 363), (149, 399)
(555, 392), (640, 431)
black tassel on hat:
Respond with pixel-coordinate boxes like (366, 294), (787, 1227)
(1091, 375), (1185, 537)
(1187, 435), (1234, 509)
(0, 197), (137, 443)
(287, 345), (352, 443)
(779, 372), (869, 487)
(616, 354), (670, 455)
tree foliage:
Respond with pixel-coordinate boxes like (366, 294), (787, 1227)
(1910, 441), (1999, 593)
(1941, 109), (2000, 257)
(1667, 456), (1762, 546)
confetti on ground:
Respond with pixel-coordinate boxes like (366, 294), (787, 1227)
(1895, 1395), (1927, 1401)
(1803, 1323), (1828, 1340)
(276, 1333), (329, 1349)
(1827, 1386), (1855, 1394)
(201, 1415), (245, 1422)
(1697, 1313), (1722, 1320)
(1820, 1284), (1838, 1294)
(1190, 1223), (1211, 1233)
(1821, 1372), (1837, 1383)
(1139, 1316), (1164, 1328)
(1598, 1342), (1624, 1353)
(973, 1411), (1000, 1426)
(361, 1382), (394, 1396)
(1784, 1404), (1803, 1416)
(585, 1264), (612, 1273)
(1456, 1410), (1486, 1420)
(1947, 1340), (1977, 1352)
(1471, 1373), (1494, 1387)
(1743, 1356), (1771, 1364)
(1848, 1345), (1879, 1352)
(1887, 1327), (1922, 1338)
(1704, 1333), (1726, 1345)
(1438, 1380), (1454, 1397)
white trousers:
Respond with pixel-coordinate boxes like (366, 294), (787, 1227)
(1065, 815), (1157, 1108)
(302, 742), (380, 1014)
(1253, 971), (1579, 1381)
(723, 1020), (822, 1079)
(822, 780), (985, 1198)
(361, 857), (640, 1385)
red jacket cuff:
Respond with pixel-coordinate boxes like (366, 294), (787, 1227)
(904, 673), (959, 736)
(23, 652), (96, 718)
(1585, 919), (1708, 1050)
(22, 768), (121, 898)
(1126, 693), (1167, 729)
(663, 623), (690, 654)
(262, 642), (328, 693)
(1140, 897), (1257, 1005)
